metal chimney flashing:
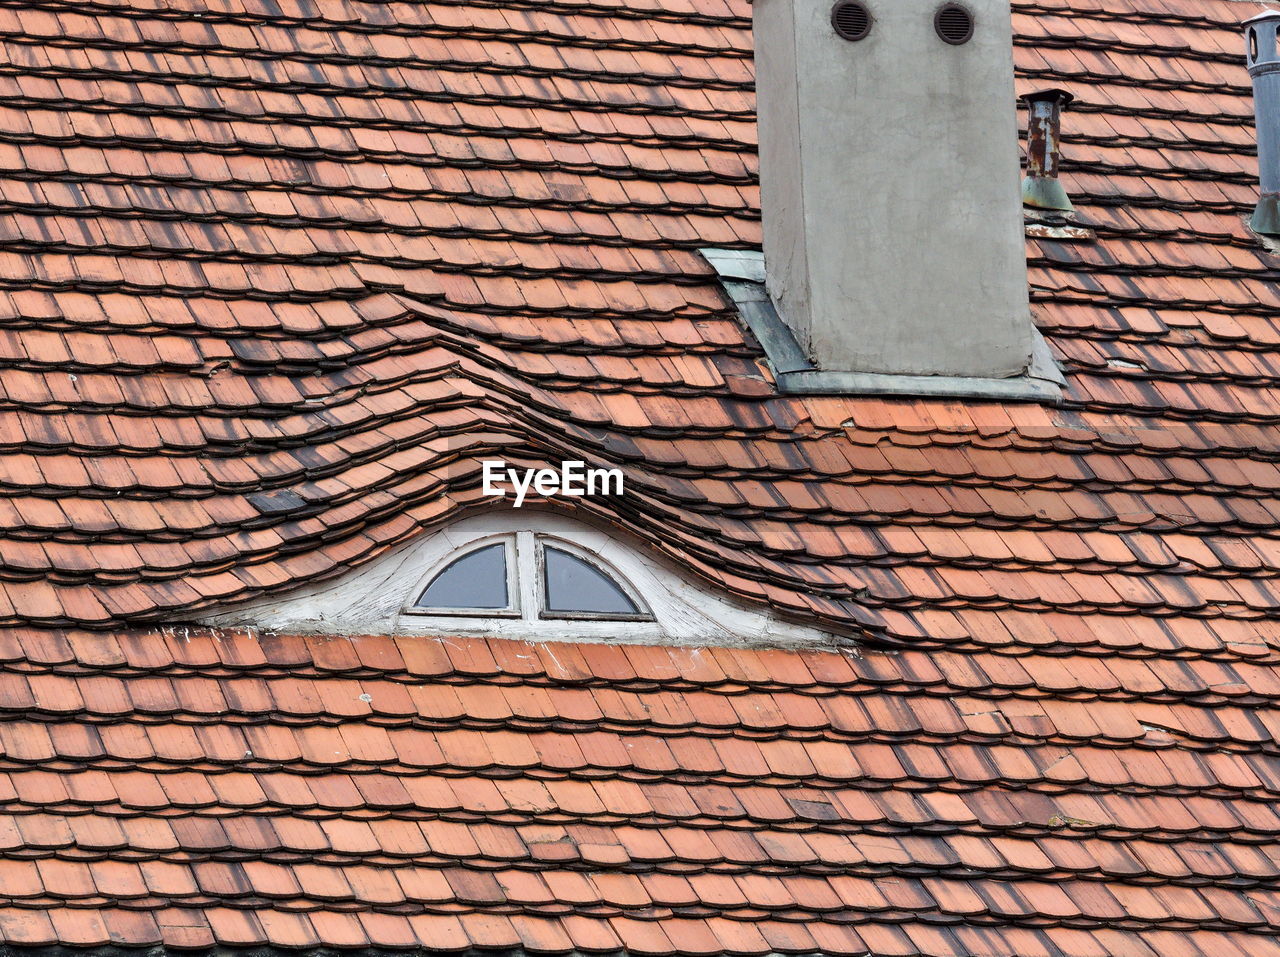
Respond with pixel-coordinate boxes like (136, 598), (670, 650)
(701, 249), (1066, 403)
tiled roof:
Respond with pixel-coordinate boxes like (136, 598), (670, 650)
(0, 630), (1277, 957)
(0, 0), (1272, 647)
(2, 0), (1280, 954)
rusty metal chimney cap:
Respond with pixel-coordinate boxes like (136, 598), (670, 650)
(1020, 88), (1074, 107)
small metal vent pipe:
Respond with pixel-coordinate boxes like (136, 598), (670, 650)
(1246, 12), (1280, 235)
(1020, 88), (1073, 212)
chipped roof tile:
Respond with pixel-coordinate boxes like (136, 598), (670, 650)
(0, 0), (1274, 953)
(0, 631), (1269, 954)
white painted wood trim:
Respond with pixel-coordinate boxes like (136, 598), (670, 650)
(199, 511), (843, 648)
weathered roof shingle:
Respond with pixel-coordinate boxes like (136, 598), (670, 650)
(0, 0), (1278, 953)
(2, 630), (1279, 957)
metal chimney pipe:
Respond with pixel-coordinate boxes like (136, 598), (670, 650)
(1246, 12), (1280, 235)
(1020, 89), (1074, 212)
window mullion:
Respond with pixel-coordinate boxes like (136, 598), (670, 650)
(516, 530), (540, 620)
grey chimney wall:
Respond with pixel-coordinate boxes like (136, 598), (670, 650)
(754, 0), (1034, 378)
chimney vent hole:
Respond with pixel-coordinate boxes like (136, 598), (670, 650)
(831, 1), (872, 41)
(935, 3), (974, 44)
(1251, 27), (1259, 62)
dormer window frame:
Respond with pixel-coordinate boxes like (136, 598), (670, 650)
(534, 537), (651, 623)
(199, 510), (841, 647)
(404, 530), (653, 626)
(410, 534), (522, 619)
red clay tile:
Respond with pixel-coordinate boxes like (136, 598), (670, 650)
(451, 912), (517, 949)
(198, 910), (261, 946)
(608, 918), (676, 956)
(510, 915), (577, 954)
(0, 3), (1274, 954)
(256, 911), (320, 948)
(355, 912), (419, 950)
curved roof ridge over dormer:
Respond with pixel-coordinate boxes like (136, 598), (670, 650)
(0, 0), (1270, 663)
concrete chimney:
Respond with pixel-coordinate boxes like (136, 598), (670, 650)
(754, 0), (1034, 379)
(1246, 12), (1280, 236)
(1021, 89), (1074, 212)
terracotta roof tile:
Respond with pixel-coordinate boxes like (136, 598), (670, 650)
(0, 0), (1275, 952)
(7, 625), (1262, 944)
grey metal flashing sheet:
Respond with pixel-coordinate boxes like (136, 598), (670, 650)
(700, 248), (1065, 404)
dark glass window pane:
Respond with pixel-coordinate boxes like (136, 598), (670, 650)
(543, 546), (639, 615)
(418, 543), (508, 609)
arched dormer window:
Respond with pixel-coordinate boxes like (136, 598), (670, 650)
(417, 541), (513, 613)
(411, 532), (649, 622)
(200, 512), (837, 647)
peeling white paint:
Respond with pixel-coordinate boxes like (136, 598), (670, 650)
(198, 511), (846, 648)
